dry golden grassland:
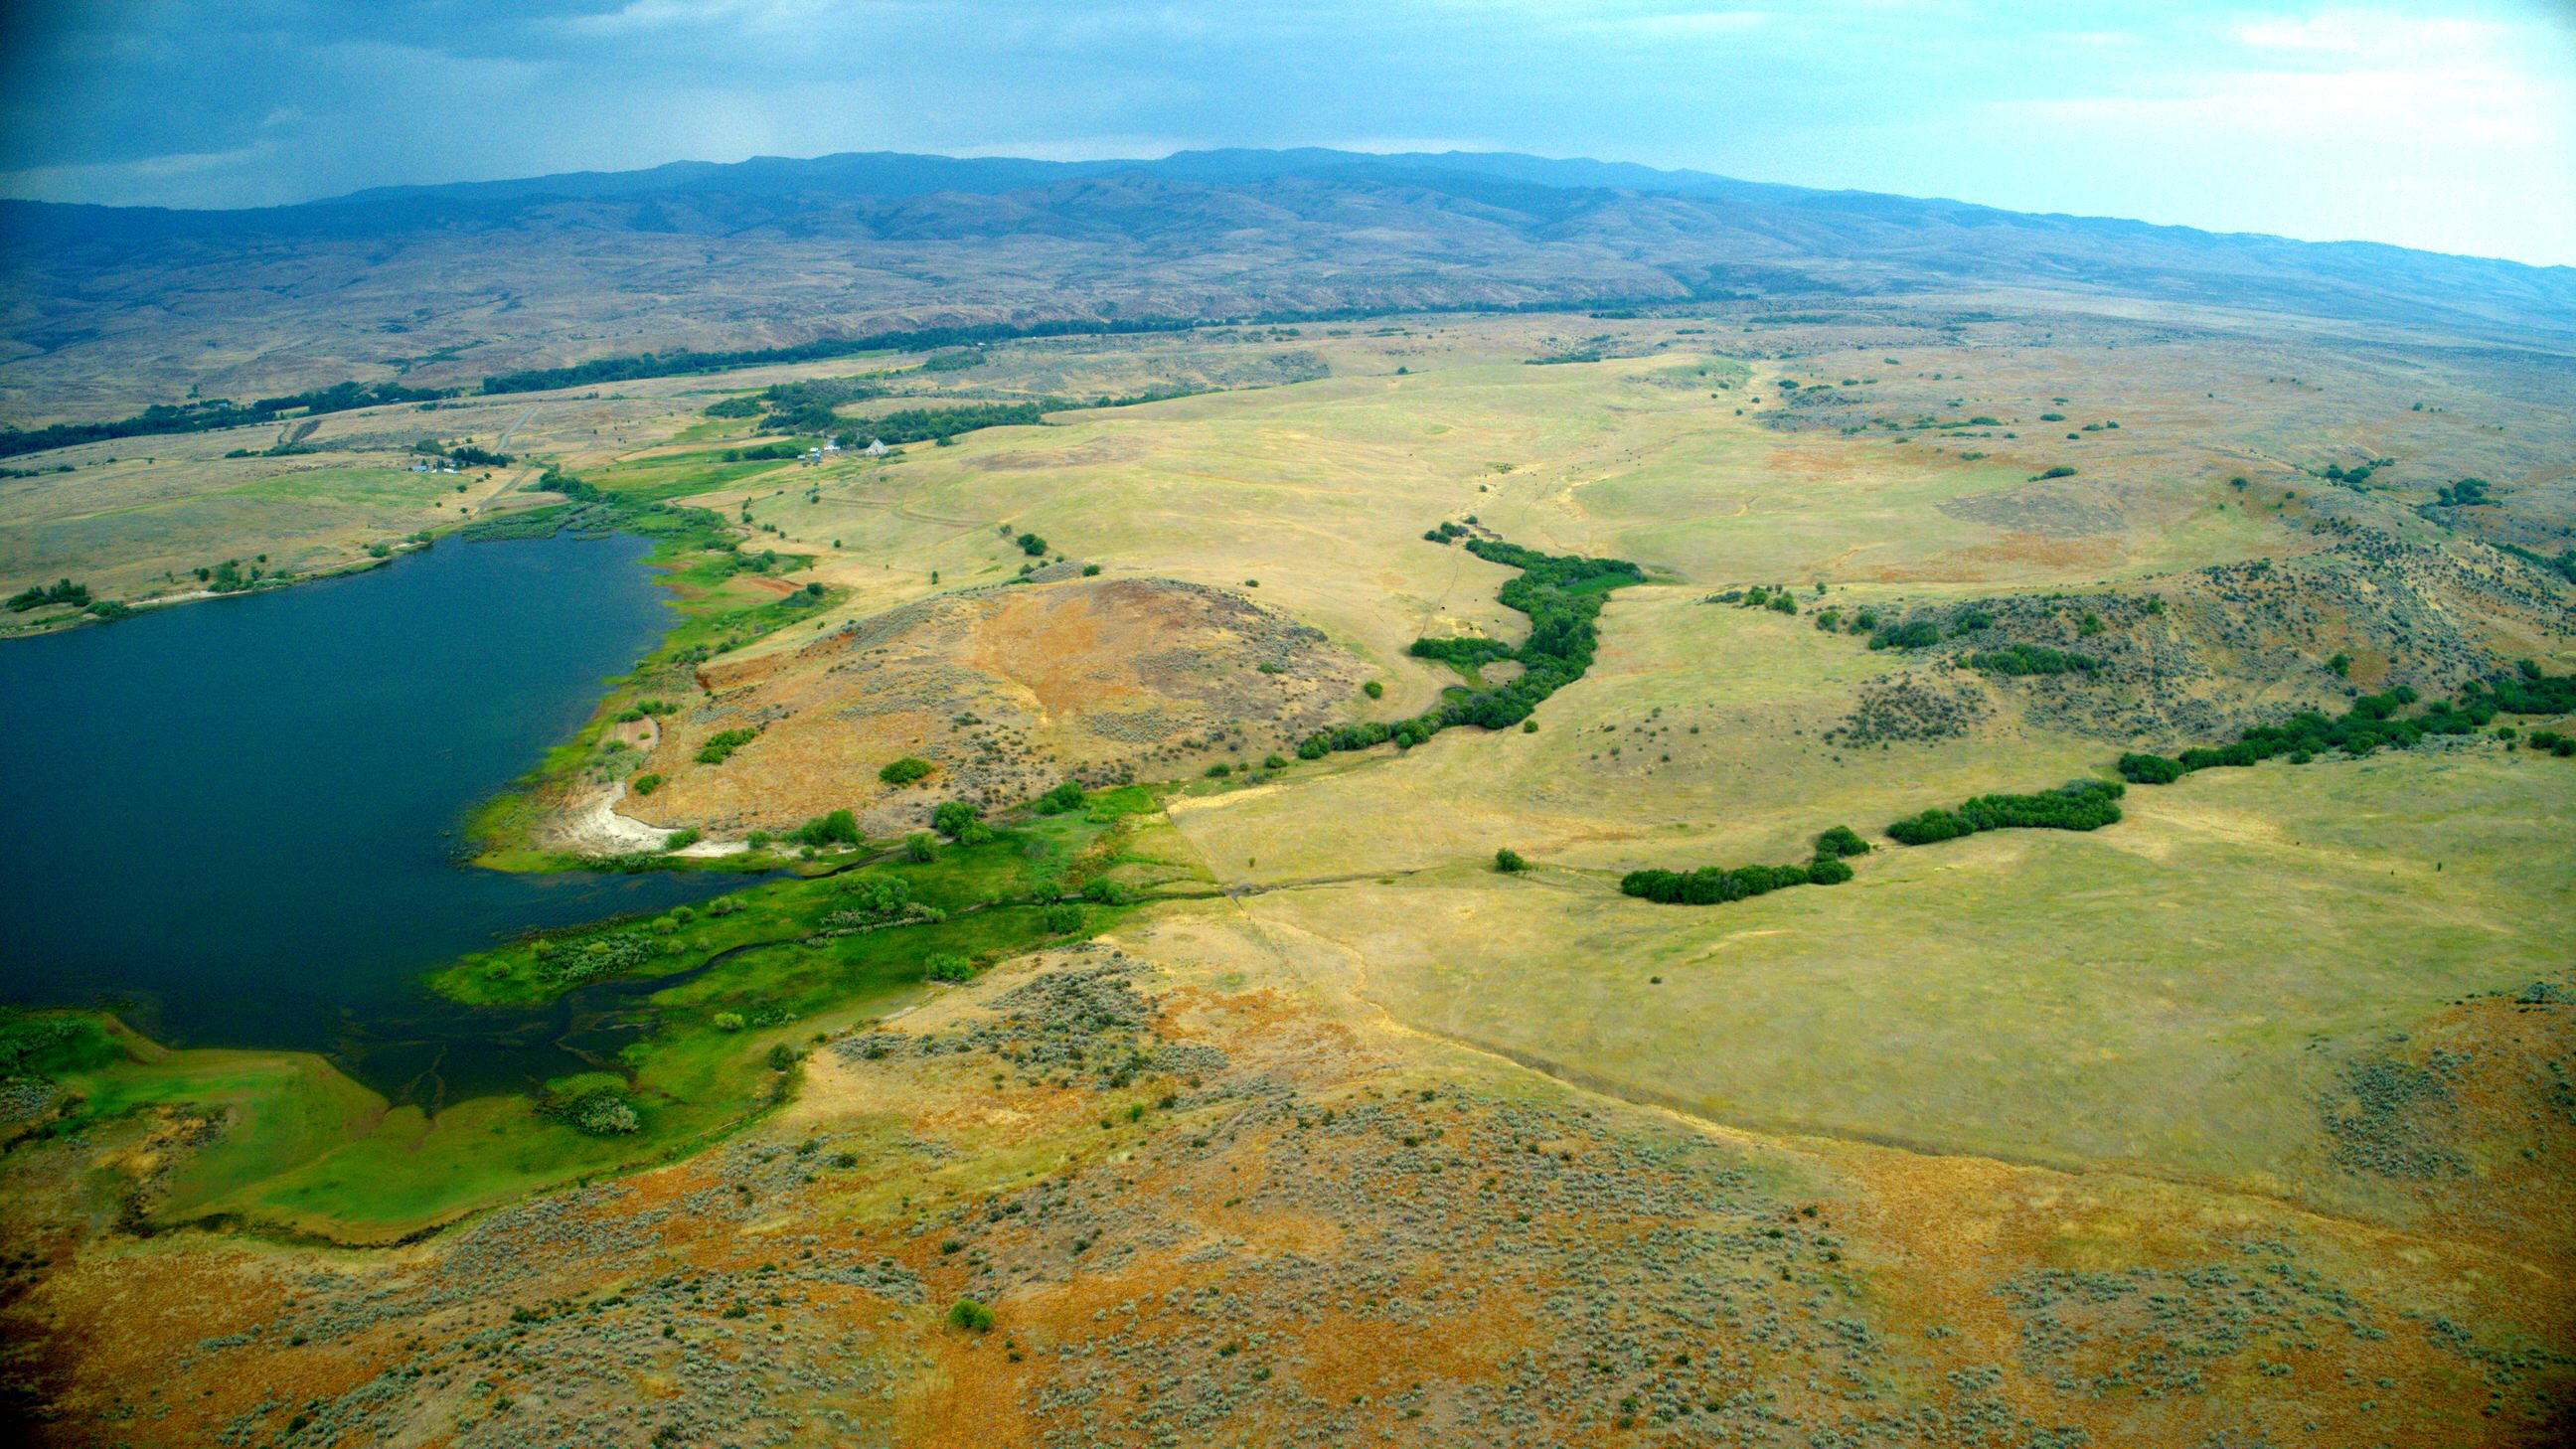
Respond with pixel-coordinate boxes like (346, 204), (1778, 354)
(7, 909), (2567, 1446)
(4, 298), (2573, 1444)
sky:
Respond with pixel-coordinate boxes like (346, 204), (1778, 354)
(0, 1), (2571, 265)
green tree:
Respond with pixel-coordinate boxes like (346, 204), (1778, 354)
(792, 809), (861, 848)
(1813, 826), (1869, 858)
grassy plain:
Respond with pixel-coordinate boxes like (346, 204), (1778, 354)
(1161, 587), (2104, 880)
(0, 451), (520, 617)
(1228, 746), (2575, 1217)
(5, 300), (2573, 1441)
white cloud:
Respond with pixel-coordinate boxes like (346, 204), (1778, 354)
(955, 134), (1198, 162)
(1322, 135), (1504, 156)
(2237, 10), (2483, 54)
(1608, 10), (1771, 36)
(2008, 65), (2555, 147)
(564, 0), (853, 37)
(0, 139), (284, 208)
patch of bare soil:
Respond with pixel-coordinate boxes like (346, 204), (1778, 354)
(626, 575), (1368, 837)
(1936, 483), (2130, 538)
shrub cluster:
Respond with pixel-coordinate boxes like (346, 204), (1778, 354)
(1299, 536), (1641, 758)
(537, 1085), (642, 1137)
(867, 402), (1053, 446)
(0, 389), (413, 459)
(1724, 583), (1801, 615)
(947, 1298), (996, 1333)
(879, 755), (933, 785)
(1814, 825), (1870, 860)
(931, 800), (990, 842)
(2484, 662), (2576, 717)
(540, 932), (656, 985)
(1968, 644), (2101, 677)
(479, 318), (1196, 397)
(2119, 669), (2576, 784)
(1867, 620), (1942, 651)
(2320, 458), (2390, 486)
(1885, 779), (2124, 845)
(696, 726), (759, 765)
(751, 377), (886, 432)
(791, 808), (861, 849)
(6, 577), (90, 612)
(834, 875), (913, 918)
(1409, 636), (1515, 669)
(2115, 752), (2184, 784)
(1619, 825), (1867, 906)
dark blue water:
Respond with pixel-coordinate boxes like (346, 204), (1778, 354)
(0, 533), (740, 1100)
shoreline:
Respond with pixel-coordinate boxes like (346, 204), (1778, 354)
(0, 545), (426, 638)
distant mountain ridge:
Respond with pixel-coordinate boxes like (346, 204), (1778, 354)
(2, 147), (2570, 420)
(5, 146), (2542, 270)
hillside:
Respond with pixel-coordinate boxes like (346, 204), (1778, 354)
(4, 148), (2573, 423)
(4, 150), (2576, 1447)
(5, 293), (2575, 1446)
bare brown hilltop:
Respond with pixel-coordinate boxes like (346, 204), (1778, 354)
(612, 573), (1366, 841)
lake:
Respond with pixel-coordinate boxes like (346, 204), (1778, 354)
(0, 532), (744, 1101)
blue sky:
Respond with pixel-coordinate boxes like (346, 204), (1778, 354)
(1, 1), (2570, 264)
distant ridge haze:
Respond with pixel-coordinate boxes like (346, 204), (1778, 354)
(2, 147), (2570, 422)
(10, 147), (2547, 266)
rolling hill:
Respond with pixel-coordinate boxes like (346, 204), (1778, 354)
(4, 147), (2572, 423)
